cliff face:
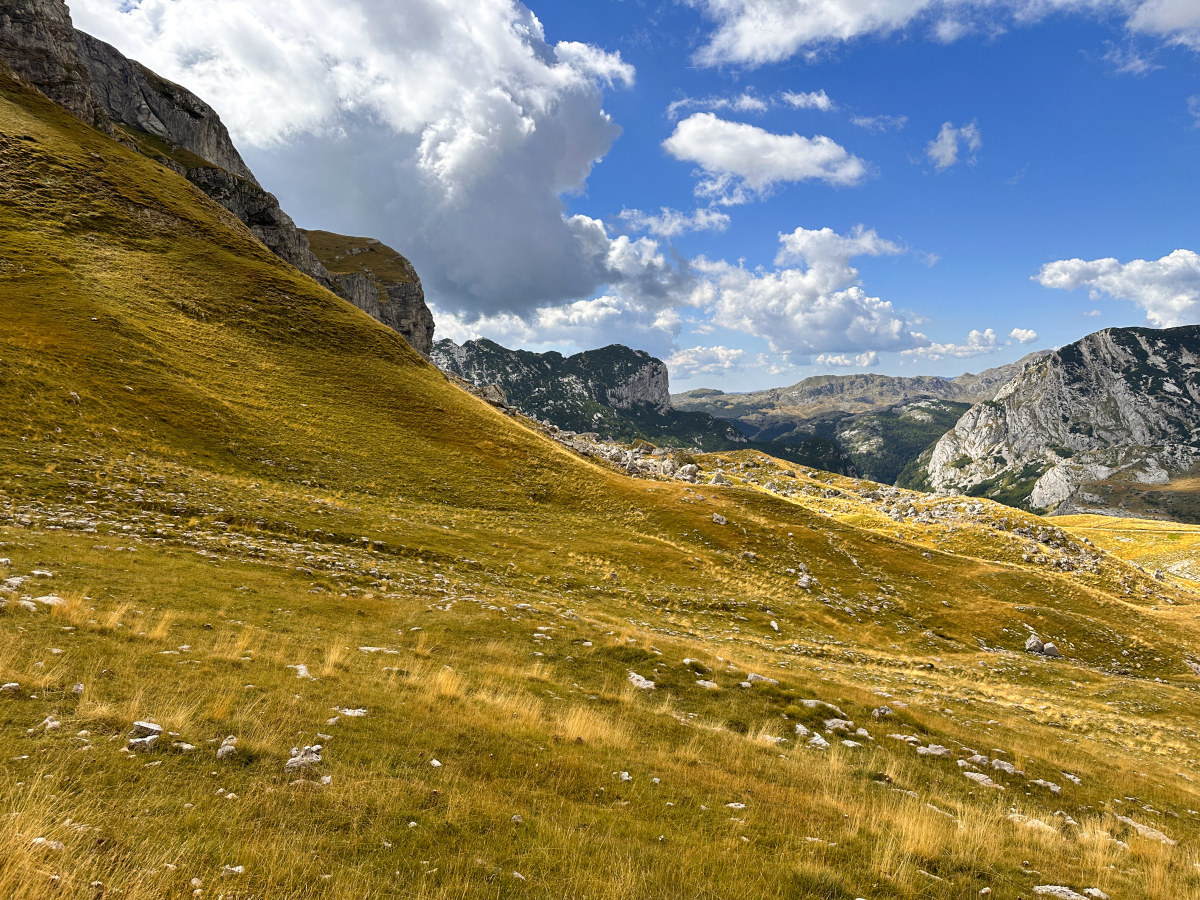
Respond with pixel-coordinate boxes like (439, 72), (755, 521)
(0, 0), (99, 124)
(302, 230), (434, 357)
(74, 31), (257, 184)
(433, 339), (672, 420)
(924, 326), (1200, 518)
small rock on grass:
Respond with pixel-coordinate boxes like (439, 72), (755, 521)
(627, 672), (654, 690)
(131, 721), (162, 738)
(31, 837), (64, 851)
(216, 735), (238, 759)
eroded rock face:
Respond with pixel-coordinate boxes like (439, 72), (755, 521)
(74, 31), (258, 184)
(301, 231), (434, 357)
(925, 325), (1200, 514)
(0, 0), (101, 125)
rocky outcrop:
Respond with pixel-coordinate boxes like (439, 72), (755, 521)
(924, 326), (1200, 515)
(302, 231), (434, 356)
(0, 0), (101, 125)
(74, 31), (258, 184)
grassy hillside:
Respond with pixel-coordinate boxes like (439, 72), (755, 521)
(5, 67), (1200, 900)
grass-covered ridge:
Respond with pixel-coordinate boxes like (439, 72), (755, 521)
(4, 67), (1200, 900)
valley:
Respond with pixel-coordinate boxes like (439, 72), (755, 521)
(3, 4), (1200, 899)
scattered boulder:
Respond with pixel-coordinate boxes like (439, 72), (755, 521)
(1116, 815), (1176, 845)
(285, 745), (322, 771)
(1031, 779), (1062, 795)
(627, 671), (655, 690)
(1025, 635), (1045, 654)
(807, 734), (830, 750)
(130, 721), (163, 738)
(678, 464), (698, 478)
(712, 513), (727, 525)
(917, 744), (952, 757)
(128, 734), (158, 752)
(963, 771), (1003, 789)
(746, 673), (778, 686)
(710, 473), (731, 486)
(216, 735), (238, 759)
(696, 679), (719, 690)
(1032, 888), (1087, 900)
(1042, 642), (1062, 658)
(871, 706), (894, 718)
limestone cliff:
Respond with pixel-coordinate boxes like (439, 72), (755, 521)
(302, 230), (434, 357)
(923, 325), (1200, 519)
(0, 0), (100, 125)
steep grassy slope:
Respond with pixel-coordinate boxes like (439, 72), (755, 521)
(5, 69), (1200, 900)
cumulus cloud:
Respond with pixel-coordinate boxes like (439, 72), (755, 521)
(902, 328), (999, 360)
(1035, 249), (1200, 327)
(850, 114), (907, 131)
(666, 92), (769, 120)
(926, 121), (982, 170)
(663, 113), (868, 203)
(694, 225), (922, 357)
(817, 351), (879, 367)
(781, 89), (834, 110)
(666, 345), (747, 378)
(1009, 327), (1039, 344)
(618, 207), (731, 238)
(70, 0), (637, 318)
(686, 0), (1200, 67)
(1189, 94), (1200, 126)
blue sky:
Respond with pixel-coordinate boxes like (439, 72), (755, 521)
(73, 0), (1200, 391)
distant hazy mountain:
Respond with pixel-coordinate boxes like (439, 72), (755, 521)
(672, 354), (1047, 486)
(919, 326), (1200, 521)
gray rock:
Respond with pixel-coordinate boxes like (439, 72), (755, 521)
(1042, 642), (1062, 658)
(128, 734), (158, 752)
(712, 513), (727, 525)
(710, 472), (731, 485)
(0, 0), (102, 125)
(871, 706), (894, 718)
(917, 744), (953, 758)
(74, 31), (257, 182)
(285, 745), (322, 771)
(746, 672), (777, 686)
(216, 735), (238, 759)
(1025, 635), (1045, 654)
(807, 733), (830, 750)
(1032, 888), (1088, 900)
(678, 464), (698, 477)
(130, 721), (162, 738)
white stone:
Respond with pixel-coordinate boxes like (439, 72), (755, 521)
(1032, 888), (1087, 900)
(627, 672), (655, 690)
(131, 721), (163, 738)
(695, 679), (719, 690)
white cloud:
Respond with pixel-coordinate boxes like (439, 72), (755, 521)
(70, 0), (636, 318)
(686, 0), (1200, 67)
(1009, 327), (1039, 344)
(696, 225), (921, 357)
(926, 121), (982, 170)
(1035, 249), (1200, 327)
(663, 113), (868, 203)
(666, 92), (769, 120)
(902, 328), (999, 360)
(850, 114), (907, 130)
(781, 90), (834, 111)
(817, 351), (879, 367)
(666, 345), (747, 379)
(618, 207), (731, 237)
(1084, 309), (1102, 316)
(1189, 94), (1200, 126)
(1102, 41), (1159, 74)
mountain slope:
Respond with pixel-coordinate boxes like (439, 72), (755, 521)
(925, 325), (1200, 519)
(6, 44), (1200, 900)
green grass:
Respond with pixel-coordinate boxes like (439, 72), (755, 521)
(4, 66), (1200, 900)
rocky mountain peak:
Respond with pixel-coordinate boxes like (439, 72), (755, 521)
(924, 325), (1200, 519)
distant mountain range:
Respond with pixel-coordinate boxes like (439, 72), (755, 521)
(431, 338), (855, 473)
